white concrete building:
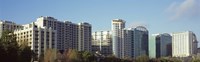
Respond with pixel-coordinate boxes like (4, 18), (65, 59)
(35, 16), (79, 50)
(0, 16), (92, 58)
(172, 31), (198, 57)
(35, 16), (91, 52)
(14, 22), (57, 58)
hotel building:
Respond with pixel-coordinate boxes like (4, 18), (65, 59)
(14, 22), (57, 58)
(34, 16), (91, 51)
(172, 31), (198, 57)
(0, 16), (92, 58)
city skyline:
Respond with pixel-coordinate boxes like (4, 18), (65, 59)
(0, 0), (200, 45)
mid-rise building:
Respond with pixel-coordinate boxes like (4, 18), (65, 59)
(112, 19), (125, 58)
(0, 20), (22, 37)
(92, 31), (112, 56)
(172, 31), (198, 57)
(14, 22), (57, 58)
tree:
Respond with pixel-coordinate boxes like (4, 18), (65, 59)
(18, 42), (33, 62)
(103, 55), (120, 62)
(135, 55), (149, 62)
(0, 30), (33, 62)
(64, 49), (80, 62)
(44, 48), (57, 62)
(0, 30), (19, 62)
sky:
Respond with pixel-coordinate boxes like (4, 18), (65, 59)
(0, 0), (200, 45)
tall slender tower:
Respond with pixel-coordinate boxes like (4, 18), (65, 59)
(112, 19), (125, 58)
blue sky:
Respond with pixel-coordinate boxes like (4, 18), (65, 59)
(0, 0), (200, 45)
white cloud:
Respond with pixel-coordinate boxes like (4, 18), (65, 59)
(166, 0), (200, 20)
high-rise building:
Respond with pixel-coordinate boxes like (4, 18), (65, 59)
(0, 16), (92, 58)
(35, 16), (91, 52)
(122, 26), (149, 58)
(122, 28), (133, 58)
(35, 16), (79, 51)
(131, 26), (149, 57)
(172, 31), (198, 57)
(149, 33), (172, 58)
(92, 31), (112, 56)
(14, 22), (57, 58)
(112, 19), (125, 58)
(78, 22), (92, 51)
(0, 20), (22, 37)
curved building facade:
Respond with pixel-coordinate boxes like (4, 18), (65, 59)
(132, 26), (149, 57)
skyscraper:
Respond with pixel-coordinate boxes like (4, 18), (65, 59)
(132, 26), (149, 57)
(112, 19), (125, 58)
(122, 26), (149, 58)
(172, 31), (198, 57)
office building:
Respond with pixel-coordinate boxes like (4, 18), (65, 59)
(149, 33), (172, 58)
(131, 26), (149, 58)
(156, 33), (172, 58)
(112, 19), (125, 58)
(92, 31), (112, 56)
(172, 31), (198, 57)
(118, 26), (149, 58)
